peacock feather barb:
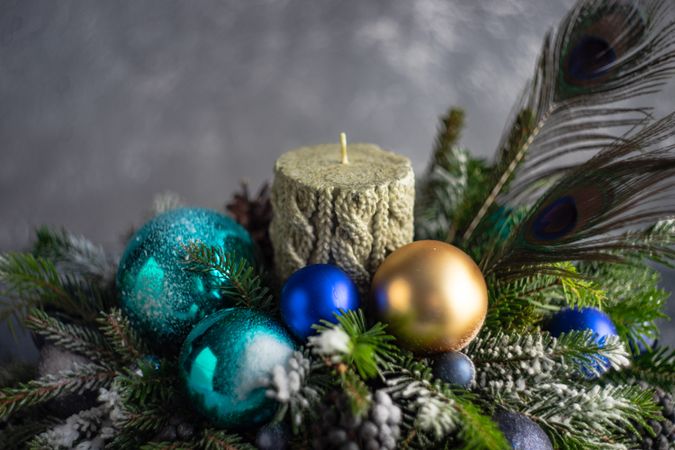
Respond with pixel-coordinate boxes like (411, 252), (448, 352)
(462, 0), (675, 243)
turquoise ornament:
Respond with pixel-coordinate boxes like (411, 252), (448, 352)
(179, 308), (296, 429)
(116, 207), (256, 348)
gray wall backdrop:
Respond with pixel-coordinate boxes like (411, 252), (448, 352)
(1, 0), (674, 362)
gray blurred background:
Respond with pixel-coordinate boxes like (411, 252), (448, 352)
(1, 0), (674, 362)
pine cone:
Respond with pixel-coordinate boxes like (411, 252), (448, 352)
(636, 382), (675, 450)
(312, 390), (402, 450)
(226, 182), (273, 265)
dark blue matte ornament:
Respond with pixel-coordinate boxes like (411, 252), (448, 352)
(255, 422), (289, 450)
(494, 410), (553, 450)
(117, 207), (256, 349)
(545, 307), (617, 374)
(179, 308), (296, 429)
(280, 264), (360, 340)
(431, 351), (475, 388)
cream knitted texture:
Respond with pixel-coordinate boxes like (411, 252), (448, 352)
(270, 143), (415, 293)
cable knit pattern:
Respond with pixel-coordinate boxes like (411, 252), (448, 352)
(270, 143), (414, 293)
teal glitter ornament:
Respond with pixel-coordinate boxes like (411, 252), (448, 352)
(116, 207), (256, 348)
(179, 308), (296, 429)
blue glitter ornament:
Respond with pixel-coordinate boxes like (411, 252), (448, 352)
(117, 207), (256, 348)
(431, 352), (475, 388)
(179, 308), (296, 429)
(545, 307), (618, 374)
(280, 264), (360, 341)
(494, 410), (553, 450)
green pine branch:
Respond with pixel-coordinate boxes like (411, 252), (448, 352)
(0, 363), (115, 420)
(312, 309), (397, 379)
(183, 242), (274, 313)
(484, 263), (606, 333)
(98, 308), (149, 364)
(0, 252), (109, 335)
(581, 262), (669, 349)
(25, 308), (115, 364)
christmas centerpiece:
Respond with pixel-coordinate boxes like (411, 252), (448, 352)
(2, 0), (675, 449)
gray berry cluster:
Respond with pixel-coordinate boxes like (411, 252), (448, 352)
(636, 383), (674, 450)
(313, 390), (402, 450)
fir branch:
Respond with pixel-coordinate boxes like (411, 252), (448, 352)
(340, 367), (372, 417)
(25, 308), (115, 363)
(468, 330), (630, 385)
(613, 219), (675, 266)
(28, 404), (108, 450)
(98, 308), (149, 364)
(606, 346), (675, 392)
(33, 226), (115, 280)
(311, 309), (397, 379)
(384, 358), (508, 449)
(199, 429), (256, 450)
(485, 263), (606, 333)
(183, 242), (274, 312)
(524, 384), (660, 449)
(0, 416), (60, 449)
(0, 363), (115, 420)
(582, 262), (669, 348)
(0, 251), (111, 336)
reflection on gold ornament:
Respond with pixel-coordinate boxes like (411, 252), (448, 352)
(369, 240), (488, 354)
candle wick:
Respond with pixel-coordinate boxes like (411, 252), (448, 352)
(340, 132), (349, 164)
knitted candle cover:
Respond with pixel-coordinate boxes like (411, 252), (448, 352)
(270, 143), (414, 292)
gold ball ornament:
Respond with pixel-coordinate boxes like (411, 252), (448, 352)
(369, 240), (488, 354)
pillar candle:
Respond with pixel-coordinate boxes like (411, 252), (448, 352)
(270, 137), (415, 292)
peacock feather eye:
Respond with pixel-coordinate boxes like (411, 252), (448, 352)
(558, 0), (647, 97)
(565, 35), (617, 82)
(531, 195), (578, 241)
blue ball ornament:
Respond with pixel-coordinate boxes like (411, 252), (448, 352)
(280, 264), (360, 341)
(431, 352), (475, 388)
(179, 308), (296, 429)
(117, 207), (256, 348)
(494, 410), (553, 450)
(545, 307), (618, 374)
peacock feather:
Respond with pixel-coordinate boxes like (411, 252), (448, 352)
(484, 113), (675, 280)
(459, 0), (675, 246)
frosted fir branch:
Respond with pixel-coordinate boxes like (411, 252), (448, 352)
(308, 327), (351, 364)
(525, 384), (658, 449)
(384, 366), (459, 441)
(29, 405), (108, 450)
(33, 227), (116, 282)
(264, 351), (321, 430)
(468, 330), (630, 391)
